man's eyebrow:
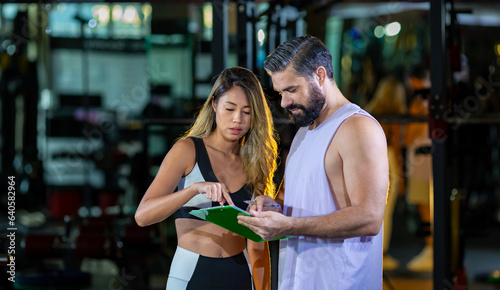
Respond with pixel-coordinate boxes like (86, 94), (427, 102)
(279, 85), (297, 92)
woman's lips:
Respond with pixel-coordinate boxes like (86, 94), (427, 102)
(229, 127), (242, 135)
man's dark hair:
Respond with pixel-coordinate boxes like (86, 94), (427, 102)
(263, 35), (334, 80)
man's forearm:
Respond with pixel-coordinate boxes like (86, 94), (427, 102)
(285, 206), (383, 239)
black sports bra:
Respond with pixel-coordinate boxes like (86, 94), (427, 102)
(175, 137), (252, 219)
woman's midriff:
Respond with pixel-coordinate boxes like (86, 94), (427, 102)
(175, 218), (246, 258)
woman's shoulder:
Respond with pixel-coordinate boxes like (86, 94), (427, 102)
(169, 137), (197, 157)
(162, 138), (197, 176)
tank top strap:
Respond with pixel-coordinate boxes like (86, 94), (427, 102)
(188, 137), (218, 183)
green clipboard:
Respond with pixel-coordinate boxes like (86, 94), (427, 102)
(189, 205), (291, 242)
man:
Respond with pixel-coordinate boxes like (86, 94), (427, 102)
(237, 35), (389, 289)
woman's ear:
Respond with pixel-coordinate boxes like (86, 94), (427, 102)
(211, 96), (216, 111)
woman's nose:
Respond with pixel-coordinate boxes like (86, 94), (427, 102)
(233, 111), (241, 123)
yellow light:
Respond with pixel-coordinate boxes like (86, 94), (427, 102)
(142, 4), (152, 22)
(406, 33), (417, 49)
(203, 3), (213, 30)
(495, 44), (500, 56)
(93, 5), (110, 25)
(112, 5), (123, 22)
(341, 55), (352, 70)
(123, 6), (138, 24)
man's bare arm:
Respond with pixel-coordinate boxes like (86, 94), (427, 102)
(239, 115), (388, 240)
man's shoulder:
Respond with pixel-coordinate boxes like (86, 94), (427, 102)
(334, 113), (385, 148)
(338, 112), (380, 132)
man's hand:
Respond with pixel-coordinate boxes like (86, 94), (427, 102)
(237, 210), (290, 241)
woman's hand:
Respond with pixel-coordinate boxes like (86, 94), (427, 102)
(195, 182), (234, 206)
(247, 195), (282, 213)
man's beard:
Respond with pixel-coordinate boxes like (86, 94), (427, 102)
(285, 83), (326, 127)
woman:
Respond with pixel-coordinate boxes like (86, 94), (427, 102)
(135, 67), (278, 290)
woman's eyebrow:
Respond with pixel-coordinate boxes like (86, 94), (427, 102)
(225, 101), (250, 108)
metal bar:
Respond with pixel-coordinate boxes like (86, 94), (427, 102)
(372, 114), (428, 124)
(212, 0), (228, 77)
(237, 0), (256, 71)
(267, 4), (279, 56)
(144, 116), (500, 127)
(430, 0), (452, 288)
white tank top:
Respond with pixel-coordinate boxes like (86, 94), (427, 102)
(279, 103), (383, 290)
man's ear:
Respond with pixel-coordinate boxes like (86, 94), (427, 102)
(315, 67), (327, 86)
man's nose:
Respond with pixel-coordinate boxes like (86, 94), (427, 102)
(281, 95), (292, 109)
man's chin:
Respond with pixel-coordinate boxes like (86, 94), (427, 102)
(291, 117), (312, 127)
(288, 112), (311, 127)
(289, 115), (301, 124)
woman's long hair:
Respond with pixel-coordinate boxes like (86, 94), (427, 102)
(179, 67), (278, 197)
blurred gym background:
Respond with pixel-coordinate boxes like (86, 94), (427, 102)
(0, 1), (499, 289)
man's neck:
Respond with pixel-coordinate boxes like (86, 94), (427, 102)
(309, 84), (350, 130)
